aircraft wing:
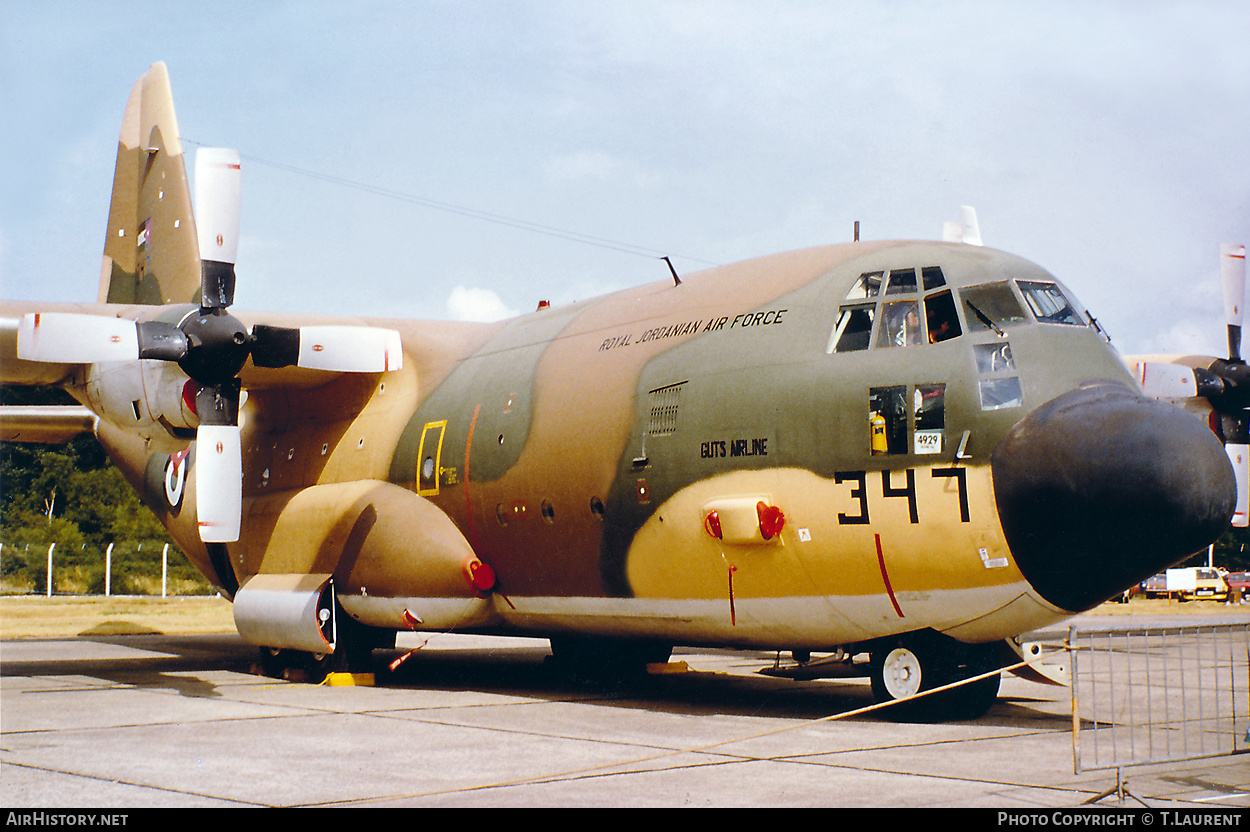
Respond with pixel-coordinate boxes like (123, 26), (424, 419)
(0, 405), (97, 443)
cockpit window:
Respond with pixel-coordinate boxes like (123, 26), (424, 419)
(1018, 281), (1085, 326)
(979, 377), (1023, 410)
(844, 271), (884, 300)
(830, 266), (961, 354)
(924, 291), (961, 344)
(877, 300), (923, 348)
(973, 342), (1015, 374)
(960, 282), (1029, 333)
(828, 303), (876, 353)
(885, 268), (917, 295)
(921, 266), (946, 291)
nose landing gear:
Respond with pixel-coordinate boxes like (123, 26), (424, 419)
(869, 630), (1001, 721)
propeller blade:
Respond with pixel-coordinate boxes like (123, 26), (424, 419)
(1134, 361), (1198, 399)
(1222, 243), (1247, 362)
(248, 324), (300, 369)
(17, 313), (139, 363)
(196, 423), (243, 542)
(1227, 443), (1248, 528)
(293, 326), (404, 373)
(195, 148), (242, 309)
(136, 320), (190, 361)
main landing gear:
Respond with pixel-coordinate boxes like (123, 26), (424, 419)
(257, 609), (396, 683)
(868, 630), (1001, 721)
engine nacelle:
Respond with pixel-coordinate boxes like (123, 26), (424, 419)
(83, 359), (199, 451)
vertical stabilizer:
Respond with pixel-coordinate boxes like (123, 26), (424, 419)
(97, 62), (201, 305)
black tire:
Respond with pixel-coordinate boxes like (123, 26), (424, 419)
(869, 631), (1000, 722)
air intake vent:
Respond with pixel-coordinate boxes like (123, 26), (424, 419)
(648, 382), (686, 436)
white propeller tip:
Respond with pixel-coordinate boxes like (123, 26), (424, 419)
(196, 424), (242, 543)
(296, 326), (404, 373)
(17, 313), (139, 363)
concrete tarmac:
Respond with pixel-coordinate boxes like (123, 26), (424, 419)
(2, 616), (1248, 808)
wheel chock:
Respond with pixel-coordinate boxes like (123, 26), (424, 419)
(324, 672), (375, 686)
(646, 661), (689, 675)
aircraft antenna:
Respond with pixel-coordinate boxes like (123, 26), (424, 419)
(662, 256), (682, 286)
(854, 221), (860, 242)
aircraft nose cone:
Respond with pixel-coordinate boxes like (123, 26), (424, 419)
(991, 382), (1235, 612)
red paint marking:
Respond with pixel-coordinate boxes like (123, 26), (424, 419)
(182, 380), (198, 415)
(875, 533), (905, 618)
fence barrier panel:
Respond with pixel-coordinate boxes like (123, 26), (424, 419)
(1070, 620), (1249, 775)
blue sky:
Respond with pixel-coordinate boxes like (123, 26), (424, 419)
(1, 1), (1247, 354)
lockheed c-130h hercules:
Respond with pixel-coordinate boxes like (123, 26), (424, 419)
(3, 63), (1244, 721)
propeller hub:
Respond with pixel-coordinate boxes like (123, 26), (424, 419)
(177, 309), (251, 384)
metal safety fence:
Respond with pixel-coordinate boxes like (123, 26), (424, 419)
(1070, 620), (1249, 777)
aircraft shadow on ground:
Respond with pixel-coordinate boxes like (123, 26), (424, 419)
(2, 634), (1072, 727)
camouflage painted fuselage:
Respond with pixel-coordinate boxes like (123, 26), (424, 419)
(89, 237), (1219, 653)
(4, 63), (1235, 666)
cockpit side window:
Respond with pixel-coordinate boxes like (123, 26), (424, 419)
(1017, 281), (1085, 326)
(870, 386), (908, 455)
(960, 283), (1029, 333)
(828, 303), (877, 353)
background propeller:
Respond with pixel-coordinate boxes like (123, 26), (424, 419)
(1207, 244), (1250, 527)
(17, 148), (402, 543)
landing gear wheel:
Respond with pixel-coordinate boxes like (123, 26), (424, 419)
(254, 610), (396, 683)
(259, 647), (290, 678)
(877, 646), (924, 700)
(869, 632), (1001, 722)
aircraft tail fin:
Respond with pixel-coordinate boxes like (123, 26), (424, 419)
(97, 62), (201, 306)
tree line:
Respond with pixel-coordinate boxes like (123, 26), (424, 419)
(1, 386), (213, 595)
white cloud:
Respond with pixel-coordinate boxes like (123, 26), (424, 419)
(446, 286), (519, 322)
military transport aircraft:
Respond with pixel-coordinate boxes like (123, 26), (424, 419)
(2, 63), (1244, 720)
